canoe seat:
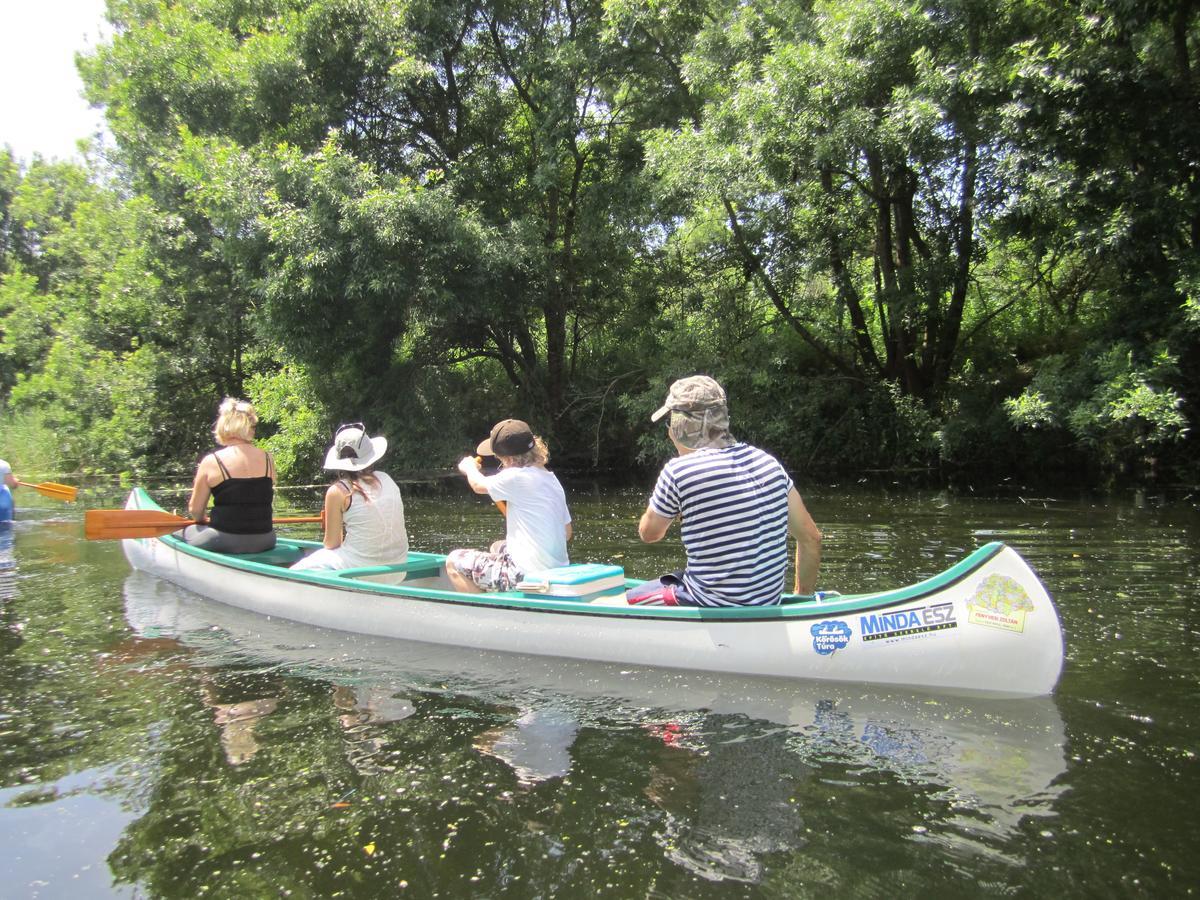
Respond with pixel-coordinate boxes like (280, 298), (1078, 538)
(236, 546), (307, 567)
(333, 561), (446, 583)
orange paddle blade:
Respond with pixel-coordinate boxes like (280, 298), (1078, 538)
(16, 481), (78, 502)
(84, 509), (323, 540)
(85, 509), (192, 540)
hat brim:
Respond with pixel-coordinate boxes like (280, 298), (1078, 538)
(477, 434), (536, 457)
(323, 435), (388, 471)
(650, 404), (672, 423)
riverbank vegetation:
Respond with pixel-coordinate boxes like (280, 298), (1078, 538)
(2, 0), (1196, 488)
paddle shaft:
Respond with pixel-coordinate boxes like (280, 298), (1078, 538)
(85, 508), (322, 540)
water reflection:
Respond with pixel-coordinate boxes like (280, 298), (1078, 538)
(332, 684), (416, 776)
(474, 708), (580, 787)
(203, 689), (280, 767)
(633, 711), (814, 883)
(121, 570), (1068, 886)
(0, 523), (20, 658)
(0, 522), (16, 605)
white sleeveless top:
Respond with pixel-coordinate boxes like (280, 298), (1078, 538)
(337, 471), (408, 567)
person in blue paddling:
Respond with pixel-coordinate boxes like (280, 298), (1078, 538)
(0, 460), (17, 521)
(448, 419), (572, 593)
(179, 398), (277, 554)
(628, 375), (822, 607)
(291, 424), (409, 572)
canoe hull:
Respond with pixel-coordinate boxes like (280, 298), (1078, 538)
(120, 490), (1064, 697)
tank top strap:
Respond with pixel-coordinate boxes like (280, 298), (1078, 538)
(211, 451), (232, 482)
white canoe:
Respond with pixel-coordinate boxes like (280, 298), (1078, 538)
(120, 488), (1065, 697)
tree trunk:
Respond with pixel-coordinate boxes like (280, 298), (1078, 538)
(820, 164), (881, 374)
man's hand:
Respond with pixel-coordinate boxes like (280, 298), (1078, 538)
(457, 456), (481, 476)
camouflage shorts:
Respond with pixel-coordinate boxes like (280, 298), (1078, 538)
(446, 540), (523, 592)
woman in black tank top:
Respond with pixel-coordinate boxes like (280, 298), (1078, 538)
(179, 398), (277, 554)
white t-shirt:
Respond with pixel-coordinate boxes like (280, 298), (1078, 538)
(484, 466), (571, 575)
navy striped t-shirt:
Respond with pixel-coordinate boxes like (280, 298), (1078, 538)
(648, 443), (792, 607)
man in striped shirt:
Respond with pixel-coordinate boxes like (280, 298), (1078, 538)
(628, 376), (822, 607)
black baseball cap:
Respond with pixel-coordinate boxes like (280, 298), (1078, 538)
(476, 419), (536, 457)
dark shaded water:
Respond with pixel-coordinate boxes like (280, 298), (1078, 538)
(0, 483), (1197, 897)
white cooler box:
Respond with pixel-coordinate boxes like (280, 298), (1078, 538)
(516, 564), (626, 601)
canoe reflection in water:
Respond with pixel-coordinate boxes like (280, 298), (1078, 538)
(122, 571), (1068, 875)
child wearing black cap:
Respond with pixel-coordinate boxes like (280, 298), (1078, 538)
(447, 419), (572, 593)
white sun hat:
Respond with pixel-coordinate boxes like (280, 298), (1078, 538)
(322, 424), (388, 472)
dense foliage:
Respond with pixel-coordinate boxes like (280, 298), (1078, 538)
(1, 0), (1196, 486)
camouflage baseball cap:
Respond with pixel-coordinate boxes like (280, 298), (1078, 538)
(650, 376), (727, 422)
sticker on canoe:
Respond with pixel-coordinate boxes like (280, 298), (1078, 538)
(810, 620), (852, 656)
(859, 602), (957, 644)
(966, 574), (1036, 634)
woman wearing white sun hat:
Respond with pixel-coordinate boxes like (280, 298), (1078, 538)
(291, 424), (409, 572)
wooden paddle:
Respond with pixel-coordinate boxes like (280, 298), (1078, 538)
(85, 509), (322, 541)
(16, 480), (79, 502)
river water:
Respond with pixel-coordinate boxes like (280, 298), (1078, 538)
(0, 482), (1197, 898)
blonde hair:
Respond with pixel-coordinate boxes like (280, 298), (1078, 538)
(500, 435), (550, 468)
(213, 397), (258, 444)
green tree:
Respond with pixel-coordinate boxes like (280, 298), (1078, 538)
(0, 155), (235, 474)
(0, 148), (20, 274)
(996, 0), (1200, 475)
(32, 0), (1193, 483)
(642, 0), (1049, 401)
